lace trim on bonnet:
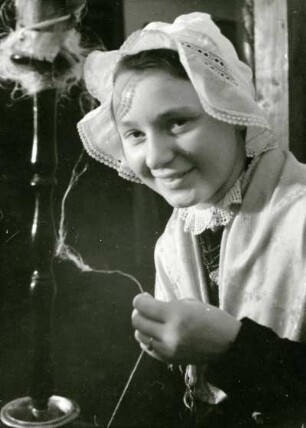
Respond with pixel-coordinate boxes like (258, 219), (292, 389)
(77, 13), (277, 184)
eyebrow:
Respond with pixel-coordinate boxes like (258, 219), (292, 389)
(118, 106), (200, 127)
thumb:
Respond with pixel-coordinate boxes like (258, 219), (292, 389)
(133, 293), (167, 322)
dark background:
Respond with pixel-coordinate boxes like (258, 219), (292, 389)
(0, 1), (305, 427)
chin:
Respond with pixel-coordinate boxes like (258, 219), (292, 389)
(163, 192), (200, 209)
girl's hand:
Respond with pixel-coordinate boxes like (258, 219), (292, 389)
(132, 293), (241, 364)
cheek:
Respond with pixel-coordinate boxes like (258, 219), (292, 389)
(121, 140), (135, 164)
(122, 144), (147, 175)
(194, 148), (234, 183)
(190, 146), (219, 172)
(213, 146), (243, 180)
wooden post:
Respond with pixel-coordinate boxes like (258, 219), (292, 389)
(0, 1), (85, 425)
(287, 0), (306, 161)
(0, 89), (79, 428)
(253, 0), (289, 150)
(15, 0), (66, 27)
(239, 0), (255, 72)
(29, 89), (58, 411)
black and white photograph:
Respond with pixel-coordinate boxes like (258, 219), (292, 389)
(0, 1), (306, 427)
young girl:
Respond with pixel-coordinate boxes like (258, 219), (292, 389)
(78, 12), (306, 428)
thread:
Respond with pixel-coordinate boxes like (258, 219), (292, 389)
(107, 350), (145, 428)
(55, 150), (144, 293)
(0, 8), (88, 95)
(18, 14), (72, 32)
(56, 152), (146, 425)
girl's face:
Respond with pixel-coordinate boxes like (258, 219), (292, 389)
(113, 70), (246, 208)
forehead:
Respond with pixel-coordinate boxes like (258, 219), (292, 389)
(112, 70), (202, 123)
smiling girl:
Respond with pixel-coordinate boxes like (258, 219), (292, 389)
(113, 64), (245, 209)
(78, 13), (306, 428)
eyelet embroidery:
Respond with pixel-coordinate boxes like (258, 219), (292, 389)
(181, 41), (238, 87)
(79, 31), (276, 183)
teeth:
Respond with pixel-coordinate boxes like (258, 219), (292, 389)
(164, 175), (181, 180)
(154, 169), (193, 180)
(162, 172), (185, 179)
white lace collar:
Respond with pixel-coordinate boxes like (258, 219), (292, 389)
(176, 177), (243, 235)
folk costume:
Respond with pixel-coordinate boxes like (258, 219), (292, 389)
(78, 12), (306, 428)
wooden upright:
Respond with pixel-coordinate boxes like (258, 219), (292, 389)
(253, 0), (289, 150)
(30, 89), (58, 411)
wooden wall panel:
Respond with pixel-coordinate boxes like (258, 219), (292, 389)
(287, 0), (306, 161)
(254, 0), (289, 150)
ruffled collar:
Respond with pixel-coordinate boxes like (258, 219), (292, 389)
(176, 176), (243, 235)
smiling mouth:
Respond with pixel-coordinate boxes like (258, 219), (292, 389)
(156, 168), (194, 187)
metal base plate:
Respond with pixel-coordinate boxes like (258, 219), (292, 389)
(0, 396), (80, 427)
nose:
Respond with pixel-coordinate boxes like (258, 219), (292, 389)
(145, 132), (175, 170)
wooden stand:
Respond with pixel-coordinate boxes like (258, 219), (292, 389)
(0, 91), (80, 427)
(30, 89), (58, 411)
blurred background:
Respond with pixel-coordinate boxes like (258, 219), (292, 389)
(0, 0), (305, 427)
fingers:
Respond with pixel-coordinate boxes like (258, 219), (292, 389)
(134, 329), (149, 345)
(135, 329), (165, 362)
(139, 340), (164, 362)
(132, 308), (161, 339)
(133, 293), (167, 323)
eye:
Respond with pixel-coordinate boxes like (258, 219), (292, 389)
(173, 118), (188, 127)
(123, 129), (145, 144)
(169, 117), (195, 134)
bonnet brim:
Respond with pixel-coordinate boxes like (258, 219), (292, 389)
(78, 12), (276, 182)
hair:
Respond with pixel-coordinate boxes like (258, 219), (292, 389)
(114, 48), (247, 141)
(114, 48), (189, 80)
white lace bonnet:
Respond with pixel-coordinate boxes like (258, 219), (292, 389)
(77, 12), (276, 183)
